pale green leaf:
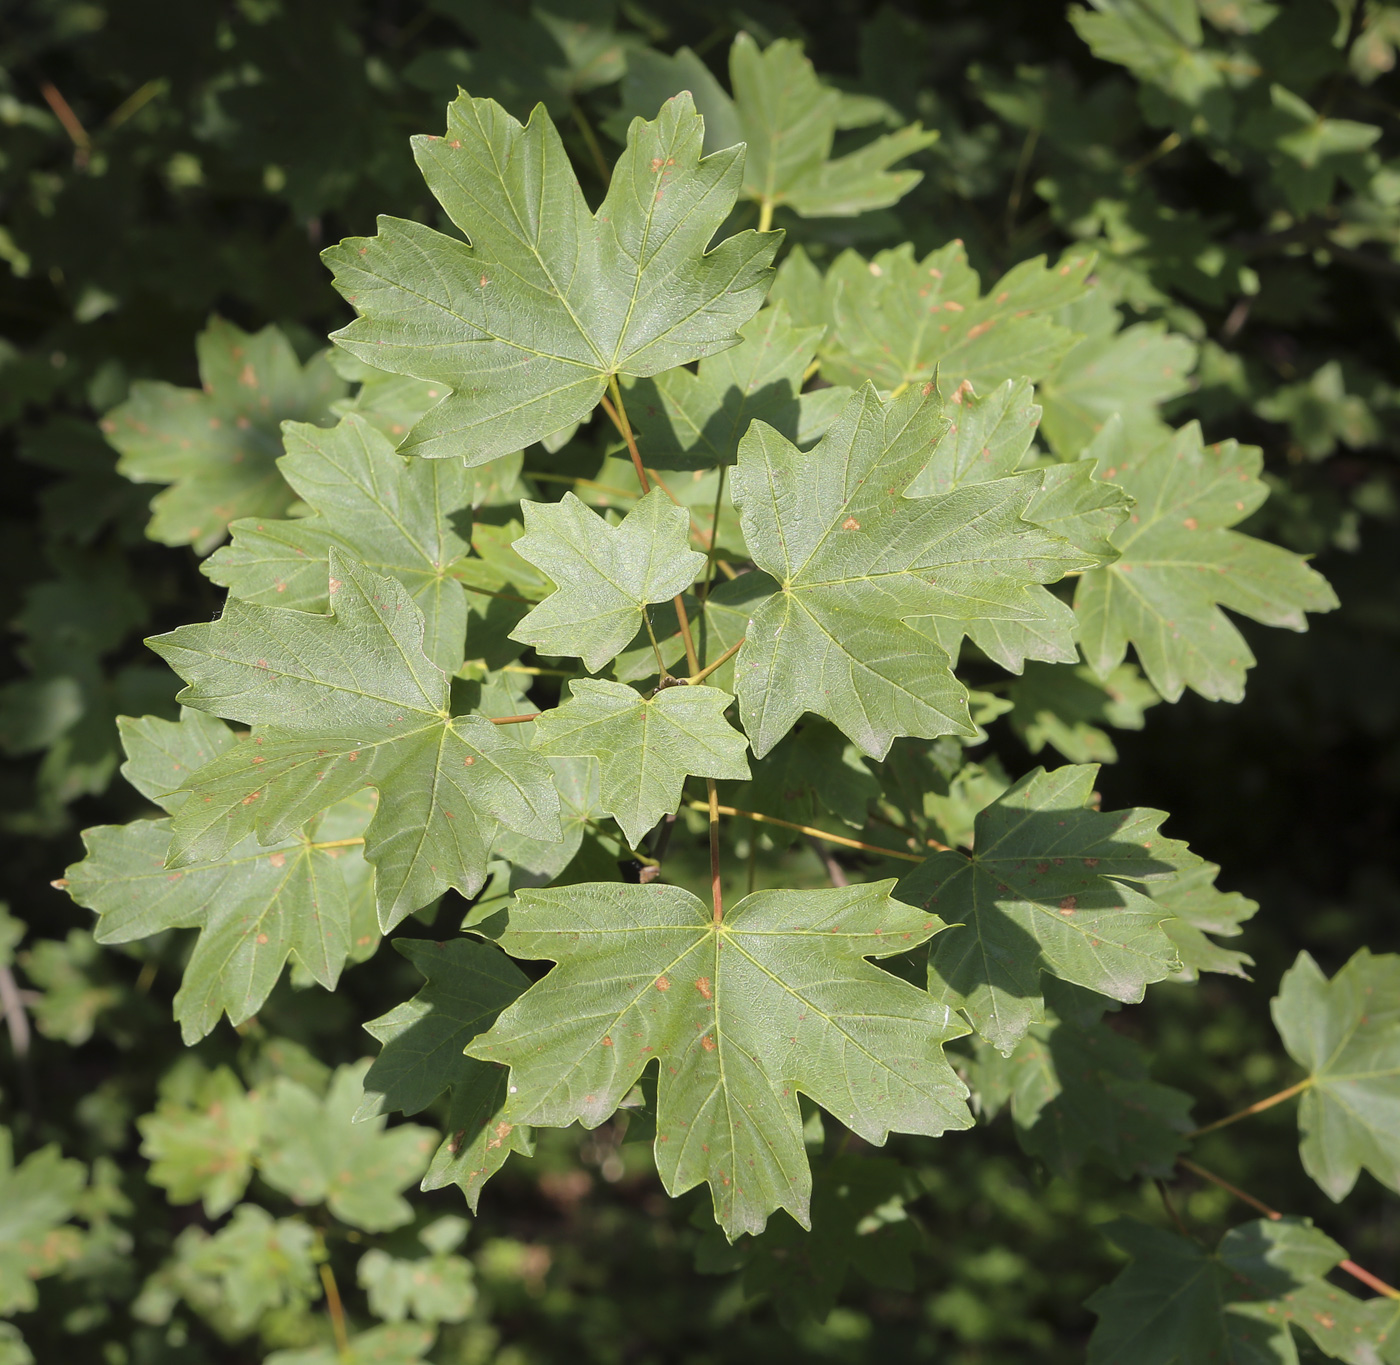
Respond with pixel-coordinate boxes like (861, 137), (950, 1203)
(101, 318), (345, 554)
(258, 1061), (435, 1232)
(509, 490), (705, 671)
(533, 679), (749, 846)
(1153, 860), (1256, 980)
(0, 1130), (86, 1315)
(149, 554), (560, 928)
(1007, 660), (1160, 764)
(322, 92), (778, 463)
(729, 383), (1093, 758)
(468, 881), (971, 1238)
(1273, 949), (1400, 1203)
(266, 1324), (435, 1365)
(205, 414), (521, 672)
(1074, 421), (1339, 701)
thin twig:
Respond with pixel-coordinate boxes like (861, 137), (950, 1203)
(809, 835), (849, 887)
(1187, 1078), (1312, 1138)
(39, 81), (90, 162)
(686, 802), (926, 863)
(602, 378), (648, 493)
(489, 713), (539, 726)
(318, 1259), (351, 1357)
(1176, 1157), (1400, 1299)
(1155, 1177), (1192, 1239)
(0, 965), (31, 1060)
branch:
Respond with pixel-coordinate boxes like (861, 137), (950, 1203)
(1187, 1078), (1312, 1138)
(685, 801), (929, 863)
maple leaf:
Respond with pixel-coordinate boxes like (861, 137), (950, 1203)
(619, 35), (936, 219)
(205, 414), (521, 672)
(742, 719), (880, 834)
(1074, 420), (1339, 701)
(360, 939), (532, 1211)
(728, 382), (1094, 759)
(257, 1062), (436, 1232)
(1007, 660), (1160, 764)
(532, 679), (750, 846)
(1272, 948), (1400, 1203)
(1087, 1218), (1400, 1365)
(626, 305), (851, 470)
(0, 1130), (86, 1315)
(508, 490), (705, 671)
(970, 982), (1192, 1179)
(791, 241), (1093, 396)
(322, 91), (779, 463)
(1152, 859), (1256, 981)
(101, 318), (346, 554)
(356, 1218), (476, 1324)
(64, 709), (378, 1041)
(148, 554), (560, 928)
(266, 1324), (436, 1365)
(468, 880), (972, 1238)
(897, 764), (1185, 1053)
(138, 1066), (264, 1217)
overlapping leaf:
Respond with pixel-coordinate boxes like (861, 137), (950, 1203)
(101, 318), (345, 553)
(1074, 419), (1339, 701)
(729, 382), (1094, 758)
(64, 709), (379, 1041)
(1153, 859), (1256, 980)
(508, 491), (704, 671)
(148, 554), (560, 927)
(1272, 949), (1400, 1203)
(468, 881), (972, 1238)
(626, 305), (850, 469)
(323, 92), (778, 463)
(1087, 1217), (1400, 1365)
(897, 764), (1186, 1052)
(970, 982), (1192, 1178)
(0, 1130), (86, 1315)
(205, 414), (521, 672)
(533, 679), (749, 846)
(785, 241), (1093, 396)
(618, 34), (935, 219)
(1007, 660), (1160, 764)
(258, 1062), (435, 1232)
(360, 938), (532, 1209)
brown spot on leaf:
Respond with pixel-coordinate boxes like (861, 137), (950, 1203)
(695, 977), (712, 999)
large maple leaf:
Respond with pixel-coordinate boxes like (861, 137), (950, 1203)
(468, 881), (972, 1238)
(148, 554), (559, 927)
(323, 91), (778, 463)
(728, 382), (1094, 758)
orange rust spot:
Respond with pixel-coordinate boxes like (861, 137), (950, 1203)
(463, 755), (475, 766)
(1183, 516), (1198, 530)
(1059, 896), (1077, 915)
(841, 515), (860, 530)
(695, 977), (712, 999)
(256, 933), (269, 944)
(602, 1036), (613, 1046)
(242, 790), (260, 805)
(655, 976), (670, 991)
(269, 852), (286, 868)
(700, 1035), (716, 1051)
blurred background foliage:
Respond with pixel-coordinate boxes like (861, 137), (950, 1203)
(1, 0), (1398, 1360)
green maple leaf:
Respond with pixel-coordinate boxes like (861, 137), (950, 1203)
(626, 305), (850, 470)
(205, 414), (521, 673)
(904, 377), (1133, 672)
(468, 881), (972, 1238)
(509, 490), (706, 671)
(1087, 1217), (1400, 1365)
(360, 938), (532, 1211)
(898, 764), (1185, 1053)
(101, 318), (346, 554)
(146, 1204), (320, 1336)
(64, 709), (378, 1041)
(148, 554), (560, 928)
(1007, 660), (1160, 764)
(729, 383), (1093, 759)
(620, 35), (935, 220)
(138, 1066), (263, 1217)
(357, 1219), (476, 1325)
(0, 1130), (86, 1315)
(1272, 949), (1400, 1203)
(1074, 420), (1339, 701)
(1035, 291), (1196, 457)
(971, 982), (1192, 1179)
(258, 1062), (435, 1232)
(1152, 860), (1256, 980)
(800, 241), (1093, 396)
(267, 1324), (436, 1365)
(532, 679), (749, 846)
(322, 91), (778, 463)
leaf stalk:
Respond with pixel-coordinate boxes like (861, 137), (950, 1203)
(1187, 1078), (1313, 1138)
(685, 801), (927, 864)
